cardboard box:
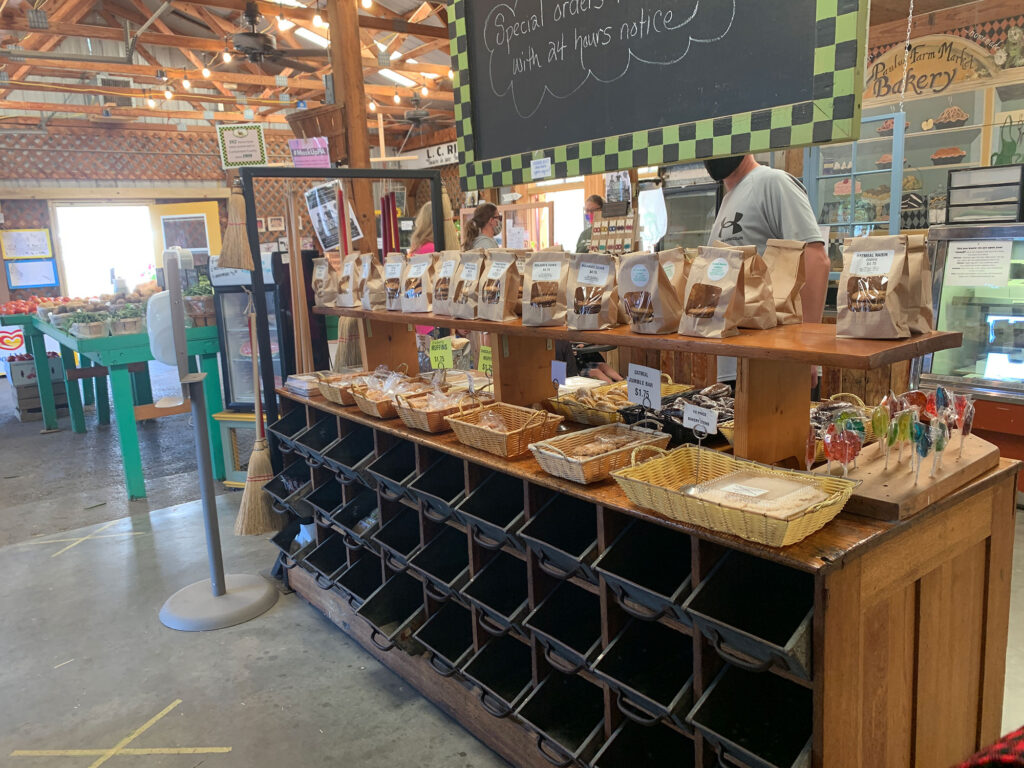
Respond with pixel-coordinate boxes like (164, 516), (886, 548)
(2, 356), (63, 386)
(14, 404), (69, 422)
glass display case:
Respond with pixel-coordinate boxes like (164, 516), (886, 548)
(805, 112), (905, 239)
(661, 182), (719, 250)
(916, 223), (1024, 399)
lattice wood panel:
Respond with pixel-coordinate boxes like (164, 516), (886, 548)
(0, 128), (294, 182)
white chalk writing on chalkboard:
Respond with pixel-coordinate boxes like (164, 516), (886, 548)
(481, 0), (737, 119)
(0, 229), (52, 260)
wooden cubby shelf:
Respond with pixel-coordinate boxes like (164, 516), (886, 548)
(274, 387), (1018, 768)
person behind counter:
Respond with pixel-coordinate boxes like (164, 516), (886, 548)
(575, 194), (604, 253)
(704, 154), (830, 389)
(461, 202), (502, 250)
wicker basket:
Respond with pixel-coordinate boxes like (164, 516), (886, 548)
(446, 402), (564, 458)
(547, 375), (690, 426)
(71, 321), (109, 338)
(611, 445), (857, 547)
(719, 393), (877, 463)
(316, 371), (369, 406)
(184, 295), (216, 327)
(396, 392), (495, 433)
(110, 317), (145, 336)
(529, 420), (670, 484)
(351, 387), (399, 419)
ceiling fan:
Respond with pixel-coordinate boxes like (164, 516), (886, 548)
(384, 94), (455, 131)
(228, 1), (329, 73)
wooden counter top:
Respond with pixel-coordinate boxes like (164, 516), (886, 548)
(278, 388), (1017, 575)
(313, 307), (962, 370)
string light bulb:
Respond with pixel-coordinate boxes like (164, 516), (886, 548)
(420, 85), (428, 96)
(448, 68), (453, 79)
(312, 12), (324, 27)
(368, 100), (376, 111)
(202, 67), (211, 78)
(182, 77), (191, 89)
(393, 88), (400, 104)
(222, 49), (232, 63)
(277, 14), (287, 30)
(361, 0), (372, 8)
(146, 93), (156, 108)
(164, 87), (173, 99)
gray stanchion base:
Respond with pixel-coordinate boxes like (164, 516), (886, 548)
(159, 573), (279, 631)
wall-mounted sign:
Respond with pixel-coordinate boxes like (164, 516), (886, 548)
(402, 140), (460, 169)
(864, 34), (1001, 100)
(217, 123), (268, 169)
(0, 228), (52, 260)
(450, 0), (868, 190)
(288, 136), (332, 169)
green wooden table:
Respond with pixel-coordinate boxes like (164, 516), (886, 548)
(1, 315), (225, 499)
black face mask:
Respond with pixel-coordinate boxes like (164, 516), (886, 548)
(704, 156), (745, 182)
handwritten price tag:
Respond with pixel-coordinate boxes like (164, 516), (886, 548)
(627, 364), (659, 407)
(551, 359), (567, 386)
(429, 338), (453, 371)
(683, 403), (718, 436)
(478, 345), (492, 377)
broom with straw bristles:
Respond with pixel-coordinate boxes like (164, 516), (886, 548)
(235, 294), (282, 536)
(219, 177), (254, 271)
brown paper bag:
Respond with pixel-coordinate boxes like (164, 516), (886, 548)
(384, 252), (406, 311)
(566, 252), (618, 330)
(713, 241), (777, 330)
(906, 234), (933, 334)
(359, 253), (386, 311)
(522, 252), (568, 327)
(659, 248), (693, 304)
(618, 251), (682, 334)
(432, 250), (461, 317)
(837, 235), (911, 339)
(311, 257), (339, 307)
(401, 252), (434, 313)
(478, 250), (521, 322)
(451, 250), (485, 321)
(335, 252), (360, 308)
(761, 239), (807, 325)
(678, 246), (745, 339)
(512, 251), (529, 316)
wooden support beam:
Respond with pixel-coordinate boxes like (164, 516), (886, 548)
(1, 0), (98, 95)
(0, 98), (292, 122)
(1, 19), (227, 51)
(1, 79), (318, 108)
(327, 0), (375, 255)
(364, 82), (451, 103)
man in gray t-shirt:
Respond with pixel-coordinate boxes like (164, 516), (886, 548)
(704, 154), (830, 384)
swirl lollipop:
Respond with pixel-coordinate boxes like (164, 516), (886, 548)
(825, 423), (862, 478)
(958, 400), (975, 460)
(930, 416), (949, 476)
(913, 420), (932, 484)
(871, 404), (890, 460)
(902, 389), (928, 416)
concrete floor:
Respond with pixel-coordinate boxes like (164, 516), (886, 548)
(0, 495), (509, 768)
(0, 363), (229, 547)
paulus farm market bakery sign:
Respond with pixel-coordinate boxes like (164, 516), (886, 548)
(864, 34), (1000, 99)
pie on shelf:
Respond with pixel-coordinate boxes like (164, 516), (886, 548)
(931, 147), (967, 165)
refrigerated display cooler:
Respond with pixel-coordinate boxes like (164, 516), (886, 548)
(914, 222), (1024, 491)
(209, 252), (289, 411)
(659, 164), (720, 250)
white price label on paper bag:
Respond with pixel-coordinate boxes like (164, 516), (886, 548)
(627, 364), (659, 407)
(683, 403), (718, 436)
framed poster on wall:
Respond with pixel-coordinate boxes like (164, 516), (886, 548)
(449, 0), (868, 190)
(0, 228), (53, 260)
(5, 257), (59, 289)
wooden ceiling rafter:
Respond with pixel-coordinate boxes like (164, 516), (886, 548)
(0, 97), (293, 121)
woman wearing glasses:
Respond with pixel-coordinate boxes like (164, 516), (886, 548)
(461, 202), (502, 250)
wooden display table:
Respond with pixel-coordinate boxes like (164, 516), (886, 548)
(274, 309), (1013, 768)
(0, 315), (224, 498)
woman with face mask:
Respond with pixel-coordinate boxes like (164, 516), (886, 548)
(461, 202), (502, 250)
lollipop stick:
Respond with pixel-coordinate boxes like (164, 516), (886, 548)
(843, 462), (848, 478)
(958, 433), (965, 460)
(930, 451), (938, 478)
(915, 457), (921, 484)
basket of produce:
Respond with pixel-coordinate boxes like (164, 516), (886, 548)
(316, 371), (370, 406)
(396, 390), (495, 434)
(446, 402), (563, 458)
(69, 312), (110, 338)
(110, 303), (145, 335)
(611, 445), (857, 547)
(529, 420), (670, 484)
(548, 375), (689, 426)
(183, 276), (216, 327)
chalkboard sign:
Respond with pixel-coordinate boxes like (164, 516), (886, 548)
(450, 0), (867, 190)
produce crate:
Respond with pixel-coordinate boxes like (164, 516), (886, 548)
(2, 355), (63, 385)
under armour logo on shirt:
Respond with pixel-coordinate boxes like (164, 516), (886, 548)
(719, 212), (744, 238)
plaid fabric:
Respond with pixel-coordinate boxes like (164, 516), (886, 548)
(957, 725), (1024, 766)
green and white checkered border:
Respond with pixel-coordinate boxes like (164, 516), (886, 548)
(449, 0), (867, 191)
